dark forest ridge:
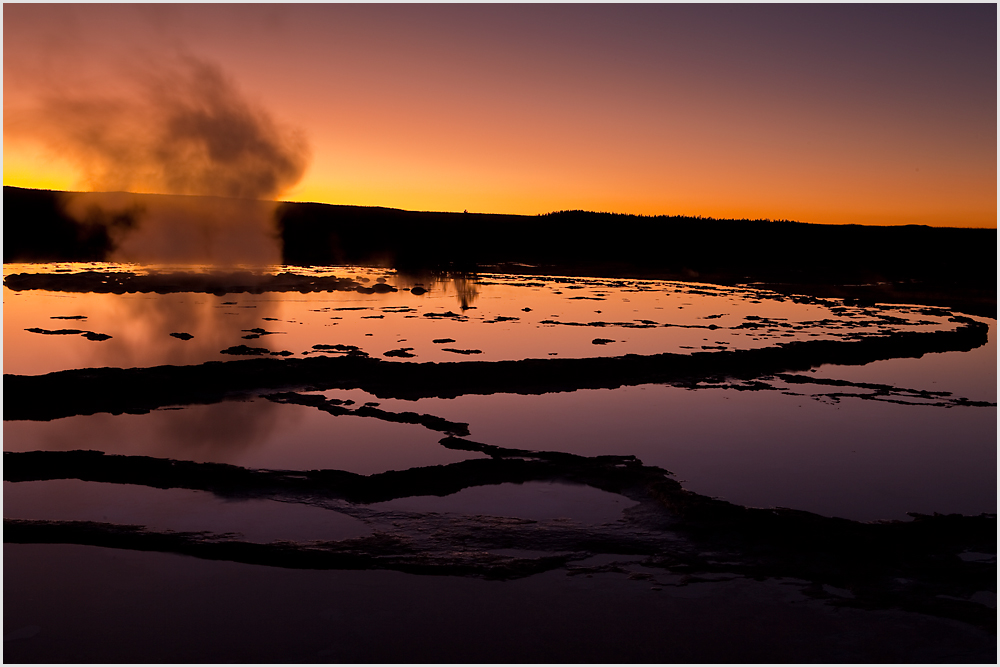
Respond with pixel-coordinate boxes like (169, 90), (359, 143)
(4, 186), (996, 316)
(6, 185), (993, 229)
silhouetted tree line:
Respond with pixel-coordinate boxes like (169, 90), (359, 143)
(5, 186), (995, 292)
(4, 187), (123, 261)
(274, 201), (996, 289)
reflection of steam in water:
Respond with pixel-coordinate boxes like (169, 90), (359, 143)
(446, 274), (479, 311)
(154, 400), (286, 458)
(86, 292), (283, 369)
(16, 400), (288, 462)
(388, 269), (478, 310)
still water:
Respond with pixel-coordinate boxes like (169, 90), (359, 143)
(4, 263), (996, 528)
(3, 262), (967, 373)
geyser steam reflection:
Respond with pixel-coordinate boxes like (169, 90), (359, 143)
(13, 56), (310, 265)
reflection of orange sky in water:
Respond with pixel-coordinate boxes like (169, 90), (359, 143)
(4, 290), (281, 373)
(4, 265), (994, 521)
(3, 265), (957, 377)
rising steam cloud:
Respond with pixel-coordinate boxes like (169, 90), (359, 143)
(10, 56), (311, 265)
(24, 57), (308, 200)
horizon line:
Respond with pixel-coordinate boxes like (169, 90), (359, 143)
(4, 184), (996, 231)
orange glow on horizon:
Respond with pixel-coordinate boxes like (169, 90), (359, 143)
(4, 5), (995, 229)
(6, 127), (993, 227)
(5, 142), (993, 228)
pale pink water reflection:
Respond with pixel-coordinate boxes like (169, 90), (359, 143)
(3, 263), (958, 375)
(3, 263), (995, 523)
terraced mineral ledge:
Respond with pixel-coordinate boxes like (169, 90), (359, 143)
(4, 264), (994, 662)
(4, 315), (988, 421)
(5, 444), (995, 631)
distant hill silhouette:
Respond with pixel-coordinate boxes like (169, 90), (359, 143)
(275, 201), (995, 285)
(3, 186), (130, 261)
(5, 186), (995, 315)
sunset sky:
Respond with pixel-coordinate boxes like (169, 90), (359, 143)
(4, 4), (996, 227)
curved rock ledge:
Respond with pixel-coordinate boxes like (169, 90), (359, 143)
(3, 317), (988, 421)
(3, 271), (396, 295)
(4, 446), (995, 630)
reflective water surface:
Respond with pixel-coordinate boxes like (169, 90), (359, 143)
(3, 265), (996, 553)
(5, 263), (996, 662)
(4, 262), (964, 374)
(3, 479), (370, 542)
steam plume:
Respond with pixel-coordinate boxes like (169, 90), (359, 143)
(20, 57), (308, 200)
(9, 56), (311, 265)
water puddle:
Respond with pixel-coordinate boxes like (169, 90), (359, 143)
(2, 399), (485, 475)
(4, 263), (959, 375)
(3, 263), (995, 626)
(368, 481), (637, 524)
(3, 479), (369, 543)
(3, 264), (995, 521)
